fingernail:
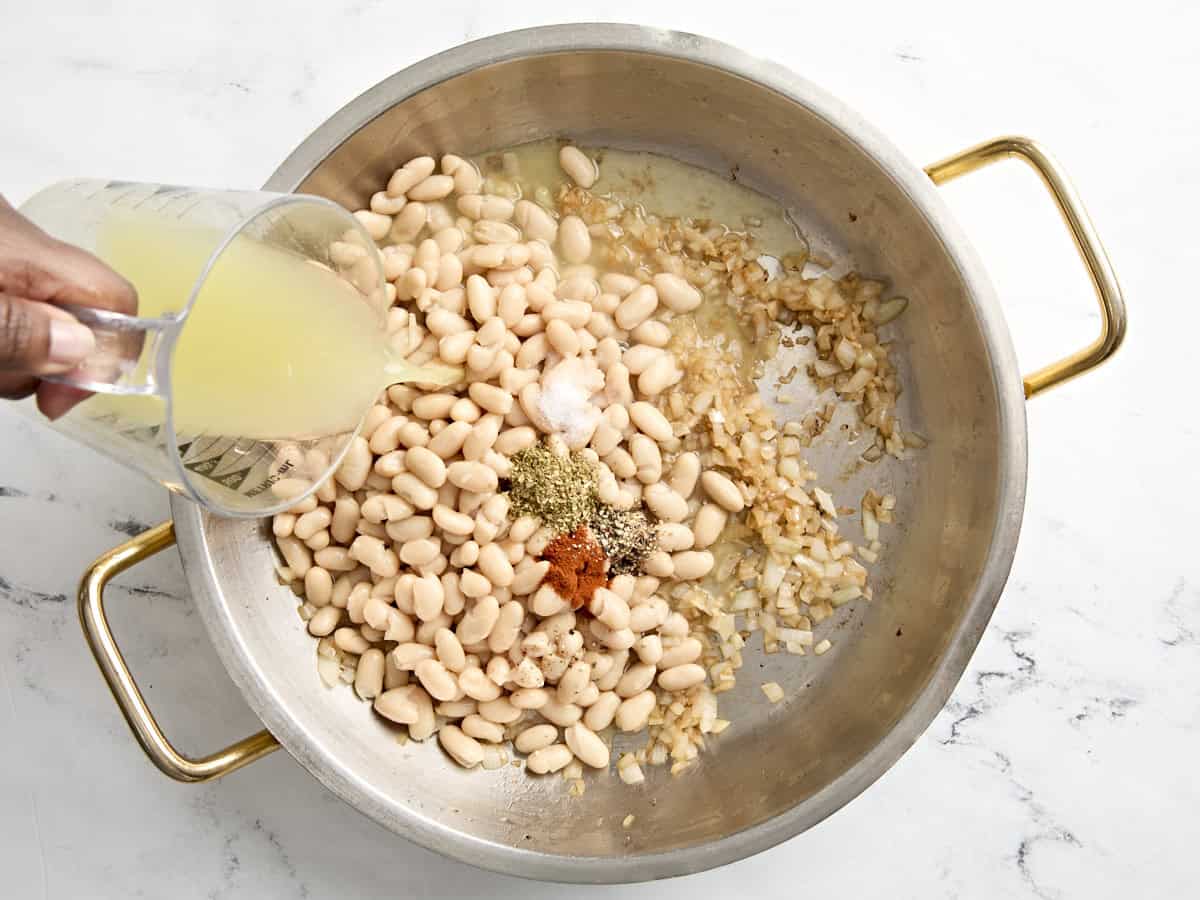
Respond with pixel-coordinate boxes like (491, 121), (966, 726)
(48, 319), (96, 366)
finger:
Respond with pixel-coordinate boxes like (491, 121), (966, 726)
(36, 381), (91, 420)
(0, 199), (138, 315)
(0, 293), (96, 375)
(0, 372), (36, 400)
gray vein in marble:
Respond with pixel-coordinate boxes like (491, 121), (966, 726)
(1160, 578), (1196, 649)
(192, 788), (312, 900)
(940, 628), (1037, 747)
(0, 574), (67, 608)
(108, 516), (154, 538)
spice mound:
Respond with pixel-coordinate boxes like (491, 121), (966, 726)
(507, 442), (597, 533)
(541, 526), (608, 610)
(590, 504), (656, 576)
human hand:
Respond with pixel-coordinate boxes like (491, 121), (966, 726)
(1, 194), (137, 419)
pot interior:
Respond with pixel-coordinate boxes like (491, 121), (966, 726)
(185, 41), (1019, 879)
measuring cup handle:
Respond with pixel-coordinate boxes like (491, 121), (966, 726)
(45, 303), (177, 396)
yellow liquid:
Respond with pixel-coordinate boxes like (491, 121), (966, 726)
(79, 219), (453, 440)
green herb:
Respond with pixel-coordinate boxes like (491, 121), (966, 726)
(589, 504), (656, 576)
(507, 443), (597, 533)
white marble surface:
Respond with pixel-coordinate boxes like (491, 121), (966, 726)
(1, 2), (1196, 897)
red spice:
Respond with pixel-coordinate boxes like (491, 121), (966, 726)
(541, 526), (608, 610)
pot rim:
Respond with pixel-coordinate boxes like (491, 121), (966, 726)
(172, 22), (1028, 883)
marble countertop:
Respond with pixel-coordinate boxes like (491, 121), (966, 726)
(2, 2), (1195, 897)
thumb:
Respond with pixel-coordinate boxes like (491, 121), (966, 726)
(0, 293), (96, 375)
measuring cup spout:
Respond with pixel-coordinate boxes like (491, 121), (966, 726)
(46, 304), (176, 396)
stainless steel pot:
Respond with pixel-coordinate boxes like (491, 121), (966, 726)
(77, 24), (1125, 883)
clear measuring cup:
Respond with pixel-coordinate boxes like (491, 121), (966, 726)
(18, 180), (390, 517)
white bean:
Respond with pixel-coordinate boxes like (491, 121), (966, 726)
(370, 191), (407, 216)
(659, 637), (703, 669)
(614, 284), (659, 330)
(350, 535), (399, 578)
(558, 145), (598, 188)
(556, 661), (592, 705)
(623, 344), (662, 373)
(582, 691), (620, 732)
(478, 696), (522, 724)
(387, 156), (436, 196)
(653, 272), (703, 312)
(330, 497), (359, 544)
(353, 209), (392, 241)
(588, 588), (631, 631)
(630, 320), (671, 347)
(511, 559), (549, 596)
(374, 687), (420, 724)
(334, 627), (371, 655)
(476, 543), (515, 588)
(457, 194), (514, 221)
(564, 722), (609, 769)
(526, 744), (573, 774)
(654, 523), (692, 552)
(334, 436), (371, 491)
(427, 420), (472, 459)
(660, 611), (690, 638)
(668, 452), (701, 499)
(438, 724), (484, 768)
(658, 663), (707, 692)
(433, 629), (465, 674)
(392, 473), (438, 511)
(538, 698), (582, 727)
(400, 538), (440, 567)
(447, 460), (499, 493)
(634, 634), (663, 666)
(408, 174), (455, 202)
(558, 215), (591, 264)
(701, 471), (745, 512)
(315, 546), (357, 572)
(461, 714), (505, 744)
(673, 550), (715, 580)
(630, 402), (673, 443)
(692, 503), (728, 549)
(307, 605), (341, 636)
(630, 435), (662, 484)
(643, 483), (688, 523)
(505, 688), (544, 710)
(415, 658), (458, 701)
(304, 566), (333, 607)
(642, 550), (675, 578)
(545, 318), (580, 356)
(390, 202), (427, 242)
(614, 690), (656, 732)
(515, 723), (558, 754)
(514, 200), (557, 243)
(638, 354), (681, 397)
(456, 595), (500, 644)
(413, 574), (445, 621)
(468, 383), (513, 416)
(459, 569), (492, 599)
(458, 666), (502, 702)
(488, 601), (524, 652)
(354, 648), (385, 699)
(402, 446), (444, 489)
(495, 425), (537, 456)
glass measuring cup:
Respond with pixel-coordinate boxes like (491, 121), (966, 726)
(18, 180), (390, 517)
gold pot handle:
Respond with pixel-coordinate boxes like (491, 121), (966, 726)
(926, 136), (1127, 398)
(78, 521), (280, 782)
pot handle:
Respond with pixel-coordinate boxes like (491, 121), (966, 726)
(926, 136), (1127, 398)
(78, 521), (280, 782)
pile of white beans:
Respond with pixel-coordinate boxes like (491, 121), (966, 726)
(272, 146), (755, 778)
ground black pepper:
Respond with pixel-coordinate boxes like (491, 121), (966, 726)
(589, 504), (656, 576)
